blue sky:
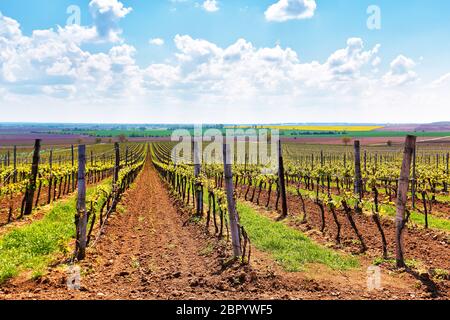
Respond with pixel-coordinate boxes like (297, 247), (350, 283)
(0, 0), (449, 123)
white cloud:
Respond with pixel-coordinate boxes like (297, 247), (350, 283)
(326, 38), (380, 80)
(1, 9), (448, 123)
(265, 0), (316, 22)
(0, 10), (140, 99)
(0, 12), (22, 39)
(383, 55), (418, 86)
(149, 38), (165, 46)
(89, 0), (132, 42)
(431, 73), (450, 87)
(202, 0), (219, 12)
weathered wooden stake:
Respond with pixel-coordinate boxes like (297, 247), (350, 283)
(76, 145), (87, 260)
(47, 149), (53, 204)
(354, 141), (363, 202)
(71, 145), (75, 191)
(24, 139), (41, 215)
(445, 153), (450, 192)
(411, 146), (417, 209)
(364, 150), (367, 172)
(446, 153), (449, 174)
(113, 143), (120, 186)
(278, 140), (288, 218)
(223, 141), (242, 258)
(13, 146), (17, 183)
(193, 137), (203, 216)
(395, 135), (416, 268)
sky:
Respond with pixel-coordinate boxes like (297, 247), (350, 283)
(0, 0), (449, 124)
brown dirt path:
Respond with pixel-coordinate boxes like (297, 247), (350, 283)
(0, 160), (439, 300)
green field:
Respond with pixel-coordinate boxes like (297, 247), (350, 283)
(57, 128), (450, 139)
(60, 129), (174, 138)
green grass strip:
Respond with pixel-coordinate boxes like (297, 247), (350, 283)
(236, 201), (359, 272)
(0, 180), (111, 283)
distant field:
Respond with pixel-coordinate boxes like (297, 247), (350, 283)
(2, 124), (450, 148)
(282, 131), (450, 138)
(64, 129), (174, 138)
(228, 125), (383, 132)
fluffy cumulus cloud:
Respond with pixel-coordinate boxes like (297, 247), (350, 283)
(265, 0), (317, 22)
(149, 38), (165, 46)
(431, 73), (450, 87)
(89, 0), (132, 42)
(0, 12), (21, 39)
(383, 55), (418, 86)
(0, 3), (448, 123)
(202, 0), (220, 12)
(0, 4), (137, 99)
(326, 38), (380, 80)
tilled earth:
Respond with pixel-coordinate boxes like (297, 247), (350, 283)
(1, 162), (446, 300)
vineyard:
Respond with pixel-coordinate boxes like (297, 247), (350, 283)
(1, 0), (449, 307)
(0, 136), (449, 300)
(0, 142), (146, 226)
(0, 140), (146, 282)
(140, 138), (449, 297)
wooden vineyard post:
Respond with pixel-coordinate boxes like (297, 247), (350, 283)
(223, 141), (242, 258)
(354, 141), (363, 204)
(125, 147), (129, 166)
(71, 145), (75, 192)
(76, 145), (87, 261)
(89, 150), (94, 184)
(411, 146), (417, 209)
(13, 146), (17, 183)
(278, 140), (288, 218)
(47, 149), (53, 204)
(24, 139), (41, 216)
(193, 137), (203, 216)
(364, 150), (367, 172)
(447, 153), (449, 174)
(375, 153), (378, 170)
(113, 142), (120, 187)
(445, 153), (449, 192)
(395, 135), (416, 268)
